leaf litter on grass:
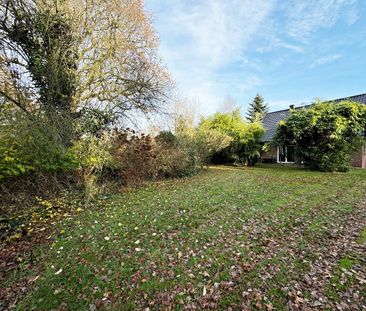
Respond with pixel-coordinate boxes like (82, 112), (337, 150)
(3, 165), (366, 310)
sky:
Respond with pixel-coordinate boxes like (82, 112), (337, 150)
(145, 0), (366, 114)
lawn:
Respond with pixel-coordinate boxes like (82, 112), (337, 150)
(5, 165), (366, 310)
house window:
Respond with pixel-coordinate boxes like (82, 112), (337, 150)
(277, 145), (295, 163)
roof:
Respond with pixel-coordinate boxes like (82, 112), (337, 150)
(261, 93), (366, 142)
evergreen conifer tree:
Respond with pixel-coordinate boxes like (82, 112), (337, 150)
(246, 94), (268, 122)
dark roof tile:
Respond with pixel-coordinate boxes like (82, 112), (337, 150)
(261, 93), (366, 142)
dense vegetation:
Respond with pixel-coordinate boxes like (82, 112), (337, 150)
(0, 0), (170, 182)
(275, 101), (366, 172)
(1, 1), (366, 309)
(0, 0), (264, 192)
(0, 1), (265, 262)
(200, 109), (264, 165)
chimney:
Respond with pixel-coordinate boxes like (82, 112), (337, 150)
(289, 104), (295, 109)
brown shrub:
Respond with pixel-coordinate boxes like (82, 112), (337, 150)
(112, 129), (197, 185)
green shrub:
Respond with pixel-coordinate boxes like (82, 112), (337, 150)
(71, 133), (116, 198)
(198, 109), (264, 165)
(0, 106), (77, 180)
(155, 131), (177, 147)
(194, 127), (232, 167)
(0, 147), (34, 180)
(275, 101), (366, 172)
(152, 139), (199, 178)
(112, 130), (198, 184)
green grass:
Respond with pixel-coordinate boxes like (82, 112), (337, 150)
(357, 226), (366, 244)
(11, 165), (366, 310)
(326, 255), (364, 302)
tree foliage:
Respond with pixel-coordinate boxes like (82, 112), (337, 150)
(0, 0), (77, 115)
(275, 101), (366, 172)
(68, 0), (172, 118)
(194, 125), (232, 167)
(200, 109), (264, 165)
(246, 94), (268, 122)
(173, 115), (231, 168)
(0, 104), (78, 180)
(0, 0), (172, 181)
(0, 0), (171, 128)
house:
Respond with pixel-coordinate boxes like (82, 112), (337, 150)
(260, 93), (366, 168)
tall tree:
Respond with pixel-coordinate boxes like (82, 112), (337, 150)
(0, 1), (78, 112)
(0, 0), (172, 128)
(219, 95), (238, 113)
(246, 94), (268, 122)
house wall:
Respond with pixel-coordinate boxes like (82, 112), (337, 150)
(351, 143), (366, 168)
(262, 143), (366, 168)
(260, 144), (277, 163)
(261, 144), (301, 164)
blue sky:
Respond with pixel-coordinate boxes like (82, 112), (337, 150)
(145, 0), (366, 114)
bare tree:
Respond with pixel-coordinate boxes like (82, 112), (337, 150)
(169, 94), (200, 134)
(218, 95), (239, 113)
(69, 0), (172, 117)
(0, 0), (172, 123)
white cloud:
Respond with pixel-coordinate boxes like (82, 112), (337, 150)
(309, 54), (342, 68)
(257, 37), (304, 53)
(286, 0), (360, 41)
(238, 76), (262, 93)
(160, 0), (275, 68)
(147, 0), (275, 114)
(146, 0), (363, 115)
(345, 6), (360, 25)
(275, 41), (303, 53)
